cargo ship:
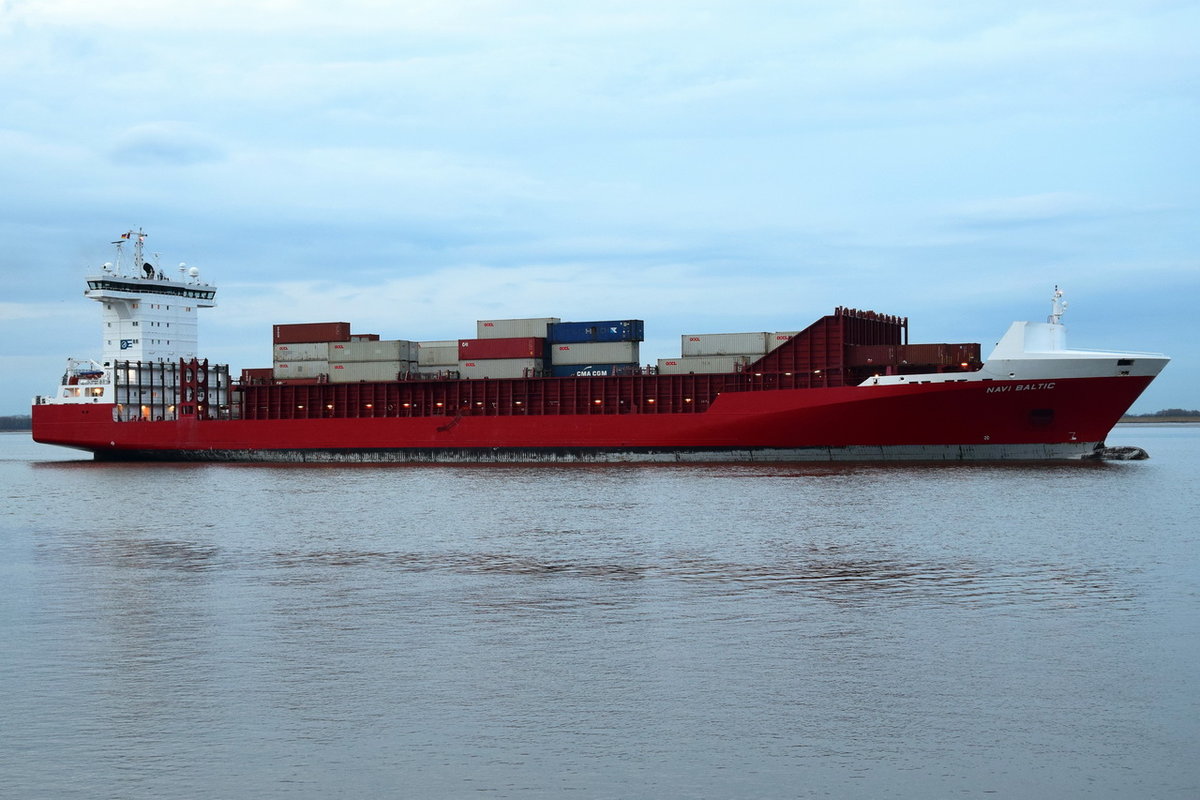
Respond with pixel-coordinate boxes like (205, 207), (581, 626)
(32, 231), (1169, 462)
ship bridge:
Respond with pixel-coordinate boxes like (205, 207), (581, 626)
(84, 229), (217, 366)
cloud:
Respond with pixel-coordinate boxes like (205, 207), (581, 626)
(946, 192), (1116, 228)
(0, 301), (75, 322)
(0, 0), (1197, 414)
(109, 122), (225, 166)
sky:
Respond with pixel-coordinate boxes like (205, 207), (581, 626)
(2, 0), (1197, 415)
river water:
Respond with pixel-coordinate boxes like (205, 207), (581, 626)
(2, 426), (1197, 799)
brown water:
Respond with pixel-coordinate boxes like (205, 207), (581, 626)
(2, 426), (1197, 799)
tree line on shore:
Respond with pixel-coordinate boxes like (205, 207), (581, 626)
(1121, 408), (1200, 419)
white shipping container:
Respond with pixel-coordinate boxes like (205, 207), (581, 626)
(413, 365), (461, 377)
(681, 332), (771, 357)
(769, 331), (800, 351)
(657, 356), (749, 375)
(328, 339), (416, 362)
(457, 358), (544, 379)
(549, 341), (640, 366)
(417, 341), (460, 366)
(272, 360), (330, 378)
(273, 342), (330, 362)
(476, 317), (560, 339)
(329, 361), (416, 383)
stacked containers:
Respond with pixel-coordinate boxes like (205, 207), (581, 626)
(550, 363), (640, 377)
(659, 330), (777, 374)
(477, 317), (560, 339)
(547, 320), (644, 344)
(546, 320), (643, 377)
(272, 323), (349, 380)
(681, 332), (771, 357)
(273, 341), (331, 379)
(241, 367), (273, 383)
(550, 341), (641, 365)
(416, 340), (460, 374)
(769, 332), (799, 351)
(457, 334), (546, 379)
(657, 356), (751, 375)
(273, 322), (351, 344)
(845, 343), (981, 368)
(328, 339), (417, 383)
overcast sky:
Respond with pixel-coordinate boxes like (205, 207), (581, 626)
(2, 0), (1196, 414)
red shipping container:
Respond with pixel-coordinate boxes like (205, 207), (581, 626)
(457, 337), (546, 359)
(241, 367), (274, 381)
(273, 322), (351, 344)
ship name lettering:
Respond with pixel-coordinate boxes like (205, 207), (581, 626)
(987, 382), (1056, 394)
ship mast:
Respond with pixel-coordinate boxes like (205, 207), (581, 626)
(107, 228), (151, 277)
(1048, 286), (1067, 325)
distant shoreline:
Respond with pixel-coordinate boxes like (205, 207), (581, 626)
(1118, 416), (1199, 424)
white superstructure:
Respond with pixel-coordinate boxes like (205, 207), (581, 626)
(35, 230), (220, 410)
(862, 287), (1169, 387)
(85, 229), (217, 365)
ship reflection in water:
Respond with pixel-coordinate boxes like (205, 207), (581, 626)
(5, 428), (1198, 799)
(255, 546), (1133, 611)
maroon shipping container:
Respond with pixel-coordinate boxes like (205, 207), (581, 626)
(457, 337), (546, 360)
(845, 343), (981, 367)
(240, 367), (274, 381)
(273, 322), (351, 344)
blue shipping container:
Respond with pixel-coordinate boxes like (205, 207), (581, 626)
(550, 363), (639, 377)
(547, 320), (644, 344)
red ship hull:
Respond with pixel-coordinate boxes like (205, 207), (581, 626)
(32, 374), (1153, 462)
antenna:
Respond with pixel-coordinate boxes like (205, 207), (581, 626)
(1048, 285), (1068, 325)
(133, 228), (146, 271)
(113, 237), (126, 275)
